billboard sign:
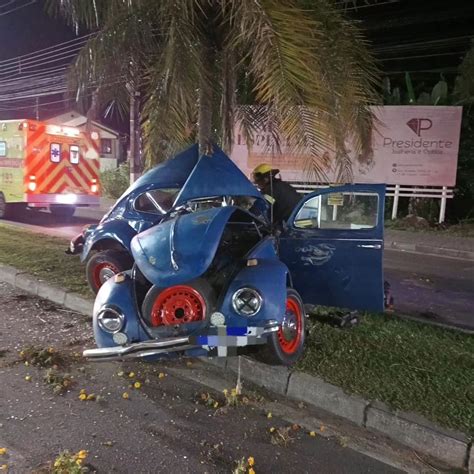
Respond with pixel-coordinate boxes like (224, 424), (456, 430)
(231, 106), (463, 186)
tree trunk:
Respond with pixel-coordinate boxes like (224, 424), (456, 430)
(198, 44), (215, 156)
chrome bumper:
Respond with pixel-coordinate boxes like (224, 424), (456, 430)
(83, 321), (280, 361)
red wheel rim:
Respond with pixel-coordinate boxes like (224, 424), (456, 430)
(150, 285), (206, 327)
(93, 262), (120, 289)
(277, 296), (303, 354)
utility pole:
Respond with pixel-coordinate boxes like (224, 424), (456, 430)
(128, 83), (141, 184)
(35, 97), (39, 120)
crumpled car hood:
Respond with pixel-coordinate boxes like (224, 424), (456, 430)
(131, 206), (239, 287)
(117, 144), (200, 202)
(173, 145), (262, 207)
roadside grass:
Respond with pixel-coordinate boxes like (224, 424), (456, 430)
(0, 223), (90, 296)
(1, 224), (473, 436)
(299, 313), (474, 436)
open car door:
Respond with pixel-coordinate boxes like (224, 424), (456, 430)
(279, 184), (385, 312)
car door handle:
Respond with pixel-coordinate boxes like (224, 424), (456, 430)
(357, 244), (382, 249)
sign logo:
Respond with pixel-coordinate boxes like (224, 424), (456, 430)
(406, 118), (433, 136)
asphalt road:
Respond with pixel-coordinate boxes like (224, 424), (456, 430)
(0, 282), (415, 473)
(384, 250), (474, 329)
(2, 208), (473, 329)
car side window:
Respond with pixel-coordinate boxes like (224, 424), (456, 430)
(134, 188), (179, 214)
(294, 192), (378, 230)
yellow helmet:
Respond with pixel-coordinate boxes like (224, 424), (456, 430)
(252, 163), (277, 176)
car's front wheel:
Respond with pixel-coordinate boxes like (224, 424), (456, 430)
(86, 250), (133, 294)
(259, 288), (306, 366)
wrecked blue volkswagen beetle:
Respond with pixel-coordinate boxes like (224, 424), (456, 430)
(68, 147), (203, 293)
(83, 145), (385, 365)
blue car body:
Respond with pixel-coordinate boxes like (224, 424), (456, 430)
(83, 144), (386, 364)
(76, 145), (202, 263)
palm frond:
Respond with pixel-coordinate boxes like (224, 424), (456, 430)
(142, 2), (205, 165)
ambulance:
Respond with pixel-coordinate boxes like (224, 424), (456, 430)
(0, 119), (100, 218)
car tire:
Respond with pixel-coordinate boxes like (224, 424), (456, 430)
(86, 250), (133, 294)
(142, 278), (215, 328)
(258, 288), (306, 366)
(49, 204), (76, 219)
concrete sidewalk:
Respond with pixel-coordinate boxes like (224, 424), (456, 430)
(385, 228), (474, 260)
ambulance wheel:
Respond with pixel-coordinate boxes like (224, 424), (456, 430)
(49, 204), (76, 219)
(0, 192), (8, 219)
(86, 250), (133, 294)
(258, 288), (305, 366)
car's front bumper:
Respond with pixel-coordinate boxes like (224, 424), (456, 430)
(83, 320), (279, 361)
(65, 225), (97, 255)
(65, 232), (85, 255)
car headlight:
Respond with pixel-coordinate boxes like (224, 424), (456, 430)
(232, 288), (262, 317)
(97, 306), (124, 333)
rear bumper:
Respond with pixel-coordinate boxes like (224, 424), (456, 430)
(83, 321), (280, 361)
(25, 193), (100, 207)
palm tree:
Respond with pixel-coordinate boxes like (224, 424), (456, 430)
(47, 0), (379, 181)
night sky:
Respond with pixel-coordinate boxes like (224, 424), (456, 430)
(0, 0), (77, 61)
(1, 0), (474, 124)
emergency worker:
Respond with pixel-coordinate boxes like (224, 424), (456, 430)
(252, 164), (301, 225)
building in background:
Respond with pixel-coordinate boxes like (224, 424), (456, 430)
(46, 111), (123, 172)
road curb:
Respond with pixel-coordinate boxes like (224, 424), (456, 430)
(287, 372), (368, 427)
(0, 264), (471, 470)
(386, 240), (474, 260)
(209, 355), (473, 469)
(0, 264), (92, 316)
(469, 444), (474, 473)
(365, 401), (470, 469)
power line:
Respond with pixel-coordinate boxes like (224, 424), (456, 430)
(381, 51), (467, 61)
(0, 33), (94, 66)
(336, 0), (400, 11)
(0, 66), (68, 88)
(374, 36), (473, 54)
(0, 0), (36, 17)
(0, 0), (21, 9)
(0, 77), (127, 111)
(0, 37), (93, 77)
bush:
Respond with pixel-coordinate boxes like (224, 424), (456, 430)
(100, 163), (130, 199)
